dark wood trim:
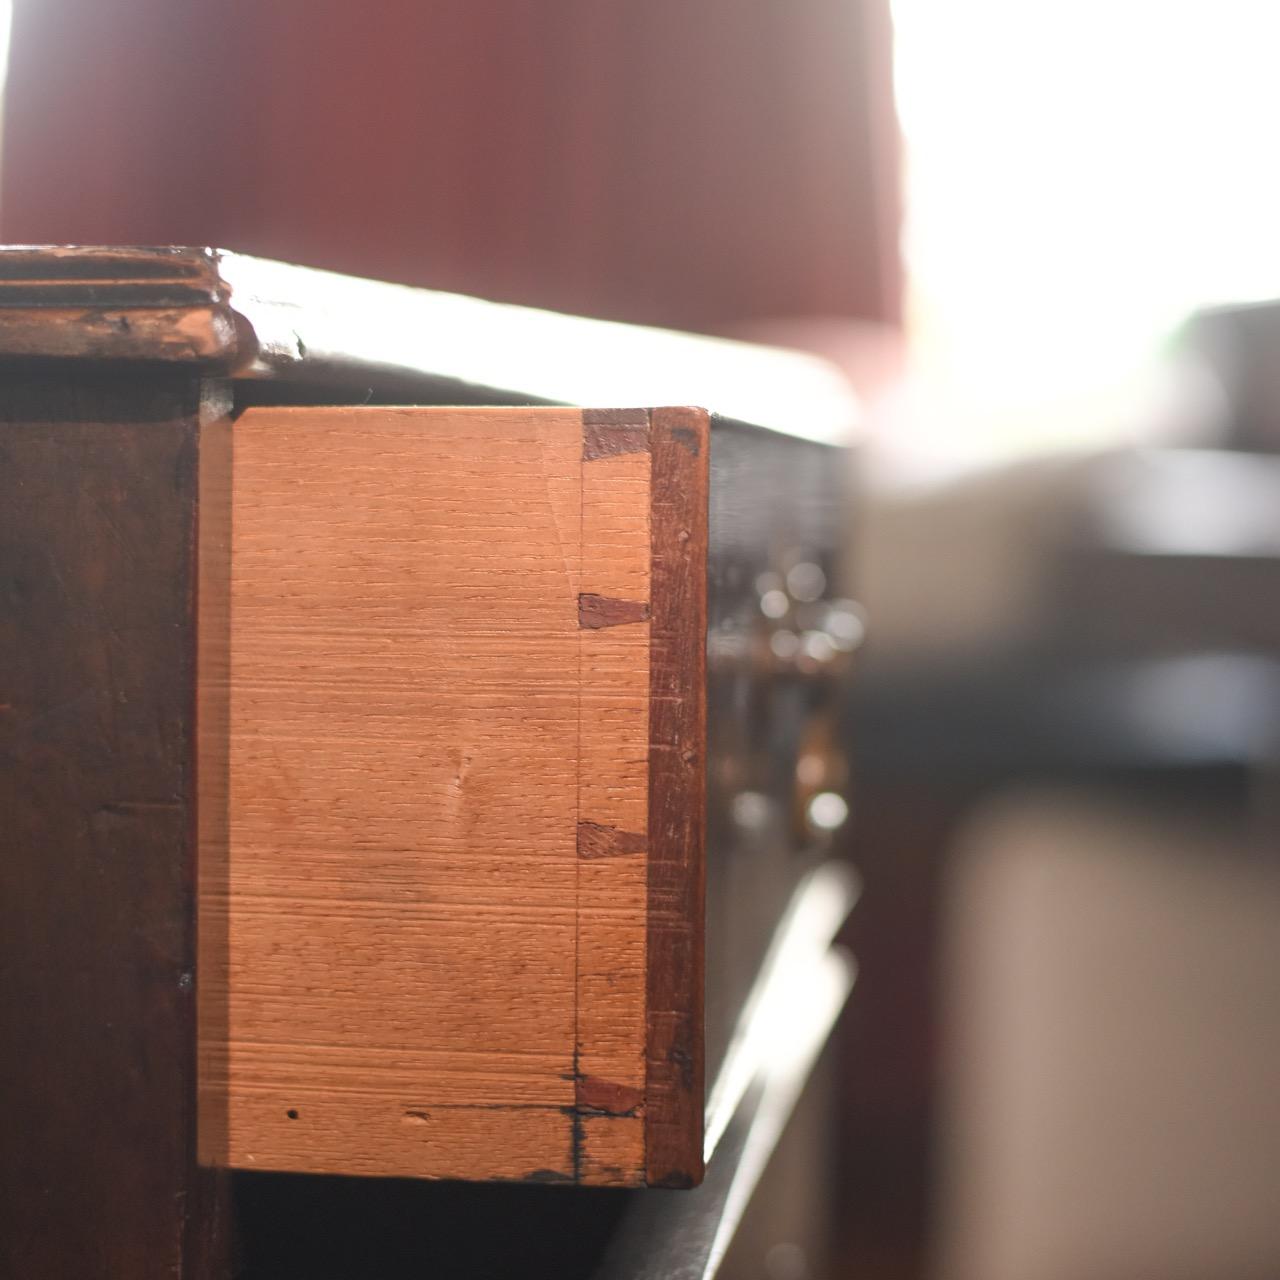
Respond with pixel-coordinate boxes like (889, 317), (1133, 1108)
(0, 244), (222, 290)
(194, 399), (233, 1178)
(644, 406), (709, 1187)
(0, 365), (231, 1277)
(0, 247), (237, 364)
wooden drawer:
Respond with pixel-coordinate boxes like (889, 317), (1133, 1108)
(197, 404), (707, 1187)
(196, 401), (856, 1190)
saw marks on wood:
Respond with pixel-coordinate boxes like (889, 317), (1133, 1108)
(198, 405), (663, 1185)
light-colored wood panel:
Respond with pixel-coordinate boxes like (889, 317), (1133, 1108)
(580, 447), (651, 601)
(576, 858), (647, 1086)
(199, 405), (653, 1183)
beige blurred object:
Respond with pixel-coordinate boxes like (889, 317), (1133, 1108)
(937, 791), (1280, 1280)
(858, 455), (1100, 662)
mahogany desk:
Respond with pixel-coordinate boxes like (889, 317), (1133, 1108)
(0, 247), (859, 1278)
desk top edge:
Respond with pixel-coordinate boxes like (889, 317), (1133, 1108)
(0, 247), (859, 445)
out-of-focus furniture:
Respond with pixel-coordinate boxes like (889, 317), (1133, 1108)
(838, 444), (1280, 1278)
(939, 792), (1280, 1280)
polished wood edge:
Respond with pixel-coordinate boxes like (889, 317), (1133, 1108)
(644, 406), (709, 1187)
(0, 244), (222, 285)
(0, 248), (857, 444)
(0, 306), (238, 362)
(0, 247), (240, 364)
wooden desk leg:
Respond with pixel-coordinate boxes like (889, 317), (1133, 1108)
(0, 367), (231, 1279)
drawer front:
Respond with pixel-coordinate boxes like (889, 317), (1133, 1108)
(197, 405), (706, 1187)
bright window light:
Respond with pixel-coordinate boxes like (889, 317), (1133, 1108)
(0, 2), (10, 99)
(890, 0), (1280, 468)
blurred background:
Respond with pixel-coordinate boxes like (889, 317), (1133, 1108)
(4, 2), (1278, 1277)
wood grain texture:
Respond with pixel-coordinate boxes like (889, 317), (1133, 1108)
(645, 407), (710, 1187)
(576, 408), (651, 1182)
(0, 367), (230, 1278)
(197, 405), (709, 1186)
